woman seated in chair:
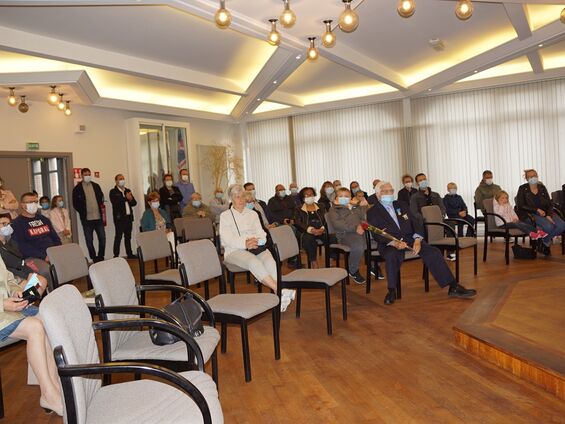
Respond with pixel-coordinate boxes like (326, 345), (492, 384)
(0, 256), (62, 416)
(493, 191), (546, 239)
(220, 185), (295, 312)
(516, 169), (565, 256)
(318, 181), (334, 211)
(141, 191), (172, 232)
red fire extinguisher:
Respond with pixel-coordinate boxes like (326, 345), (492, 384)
(100, 203), (107, 227)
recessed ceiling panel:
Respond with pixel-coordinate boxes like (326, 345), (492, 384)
(253, 101), (291, 114)
(526, 5), (565, 31)
(540, 40), (565, 71)
(457, 56), (532, 83)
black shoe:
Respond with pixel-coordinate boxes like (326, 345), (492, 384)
(370, 265), (385, 280)
(349, 271), (366, 284)
(448, 284), (477, 298)
(93, 256), (104, 263)
(126, 254), (139, 260)
(384, 290), (396, 305)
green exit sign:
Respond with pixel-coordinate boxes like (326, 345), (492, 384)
(26, 142), (40, 151)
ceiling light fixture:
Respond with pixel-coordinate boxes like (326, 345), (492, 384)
(64, 101), (72, 116)
(397, 0), (416, 18)
(561, 8), (565, 24)
(18, 96), (29, 113)
(7, 87), (17, 106)
(47, 85), (58, 105)
(322, 20), (336, 48)
(267, 19), (281, 46)
(538, 43), (543, 48)
(338, 0), (359, 33)
(280, 0), (296, 28)
(57, 94), (66, 111)
(307, 37), (319, 61)
(455, 0), (473, 21)
(215, 0), (232, 29)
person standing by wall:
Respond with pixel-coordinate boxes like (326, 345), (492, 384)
(109, 174), (137, 259)
(0, 176), (19, 219)
(175, 169), (195, 211)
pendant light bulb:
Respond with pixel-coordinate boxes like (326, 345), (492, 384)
(560, 7), (565, 24)
(47, 85), (58, 105)
(64, 101), (72, 116)
(455, 0), (473, 21)
(322, 20), (336, 48)
(8, 87), (17, 106)
(57, 94), (66, 111)
(397, 0), (416, 18)
(215, 0), (232, 29)
(307, 37), (319, 61)
(267, 19), (281, 46)
(338, 0), (359, 33)
(280, 0), (296, 28)
(18, 96), (29, 113)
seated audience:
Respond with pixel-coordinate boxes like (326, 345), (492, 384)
(443, 182), (475, 236)
(410, 173), (446, 224)
(159, 173), (183, 221)
(0, 257), (62, 416)
(397, 174), (418, 206)
(220, 185), (295, 312)
(516, 169), (565, 256)
(474, 170), (501, 213)
(141, 191), (172, 232)
(367, 182), (476, 305)
(11, 192), (61, 262)
(175, 169), (195, 211)
(244, 182), (273, 224)
(209, 187), (229, 224)
(352, 189), (369, 209)
(493, 191), (544, 238)
(350, 181), (368, 200)
(326, 188), (366, 284)
(267, 184), (295, 226)
(289, 182), (302, 208)
(367, 179), (381, 205)
(39, 196), (51, 219)
(0, 177), (19, 218)
(318, 181), (334, 211)
(182, 192), (212, 219)
(49, 195), (72, 244)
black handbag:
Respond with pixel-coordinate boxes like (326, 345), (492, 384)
(511, 244), (537, 260)
(149, 292), (204, 346)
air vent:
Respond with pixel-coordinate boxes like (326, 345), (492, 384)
(428, 38), (445, 51)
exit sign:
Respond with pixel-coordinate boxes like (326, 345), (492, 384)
(26, 142), (40, 151)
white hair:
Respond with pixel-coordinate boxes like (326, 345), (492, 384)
(227, 184), (244, 200)
(375, 181), (392, 200)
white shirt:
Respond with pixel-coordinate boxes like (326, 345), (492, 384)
(117, 186), (131, 216)
(219, 207), (266, 259)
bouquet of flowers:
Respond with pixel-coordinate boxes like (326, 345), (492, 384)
(360, 221), (416, 252)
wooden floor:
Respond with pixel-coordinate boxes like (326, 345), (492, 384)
(1, 240), (565, 423)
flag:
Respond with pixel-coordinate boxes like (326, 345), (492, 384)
(177, 129), (187, 171)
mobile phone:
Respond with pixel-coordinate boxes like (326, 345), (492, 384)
(24, 273), (40, 291)
(21, 285), (41, 303)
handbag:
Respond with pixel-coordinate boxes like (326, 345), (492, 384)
(511, 244), (537, 260)
(149, 292), (204, 346)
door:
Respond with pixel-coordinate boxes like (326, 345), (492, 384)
(0, 157), (32, 206)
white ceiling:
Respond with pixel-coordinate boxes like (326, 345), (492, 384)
(0, 0), (564, 121)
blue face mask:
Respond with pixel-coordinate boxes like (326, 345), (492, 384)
(325, 187), (334, 196)
(245, 202), (255, 209)
(192, 200), (201, 208)
(338, 197), (350, 206)
(418, 180), (429, 190)
(528, 177), (538, 185)
(41, 203), (50, 210)
(380, 194), (394, 205)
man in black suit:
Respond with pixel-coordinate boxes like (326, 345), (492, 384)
(109, 174), (138, 259)
(366, 181), (476, 305)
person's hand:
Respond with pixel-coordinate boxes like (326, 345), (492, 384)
(4, 294), (28, 312)
(197, 211), (206, 218)
(126, 192), (133, 201)
(393, 240), (408, 250)
(458, 211), (466, 217)
(246, 238), (259, 250)
(356, 224), (365, 235)
(547, 215), (555, 224)
(283, 218), (291, 225)
(359, 199), (368, 207)
(268, 223), (277, 229)
(512, 218), (519, 223)
(63, 229), (71, 236)
(413, 238), (422, 255)
(537, 208), (546, 217)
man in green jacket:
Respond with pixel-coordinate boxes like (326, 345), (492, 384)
(474, 170), (502, 213)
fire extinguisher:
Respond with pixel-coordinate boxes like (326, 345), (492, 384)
(100, 203), (107, 227)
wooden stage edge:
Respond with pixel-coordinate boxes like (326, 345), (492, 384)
(453, 267), (565, 401)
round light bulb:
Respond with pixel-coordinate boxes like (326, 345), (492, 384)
(57, 94), (65, 111)
(267, 19), (281, 46)
(215, 1), (231, 29)
(455, 0), (473, 20)
(47, 85), (58, 105)
(8, 88), (17, 106)
(397, 0), (415, 18)
(18, 96), (29, 113)
(322, 20), (336, 48)
(561, 7), (565, 24)
(307, 37), (319, 61)
(64, 101), (72, 116)
(338, 1), (359, 33)
(280, 0), (296, 28)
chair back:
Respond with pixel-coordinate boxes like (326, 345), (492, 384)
(181, 217), (215, 241)
(551, 190), (563, 206)
(324, 212), (336, 235)
(483, 198), (496, 230)
(269, 225), (299, 261)
(177, 240), (222, 285)
(46, 243), (89, 285)
(421, 205), (444, 242)
(40, 285), (101, 424)
(136, 230), (172, 262)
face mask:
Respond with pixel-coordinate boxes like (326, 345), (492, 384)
(57, 200), (64, 208)
(325, 187), (334, 195)
(352, 187), (360, 194)
(25, 202), (39, 215)
(418, 180), (429, 190)
(150, 201), (160, 209)
(528, 177), (538, 185)
(338, 197), (350, 206)
(449, 189), (457, 195)
(41, 203), (49, 210)
(83, 175), (92, 183)
(380, 194), (394, 205)
(192, 200), (201, 208)
(0, 225), (13, 237)
(290, 188), (298, 195)
(304, 196), (316, 205)
(245, 202), (255, 209)
(404, 182), (413, 190)
(278, 190), (287, 198)
(484, 178), (493, 186)
(215, 192), (223, 199)
(118, 179), (126, 187)
(165, 180), (173, 188)
(181, 175), (189, 182)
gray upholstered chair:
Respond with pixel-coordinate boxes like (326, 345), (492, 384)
(177, 240), (280, 383)
(40, 284), (223, 424)
(483, 198), (526, 264)
(323, 213), (350, 273)
(46, 243), (91, 291)
(421, 205), (478, 282)
(269, 225), (348, 335)
(175, 217), (217, 244)
(89, 258), (220, 384)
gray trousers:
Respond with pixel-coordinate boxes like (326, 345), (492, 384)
(336, 232), (365, 274)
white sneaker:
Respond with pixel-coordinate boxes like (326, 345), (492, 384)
(448, 253), (457, 261)
(282, 289), (296, 301)
(280, 295), (291, 312)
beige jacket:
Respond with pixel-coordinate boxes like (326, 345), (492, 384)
(0, 256), (24, 332)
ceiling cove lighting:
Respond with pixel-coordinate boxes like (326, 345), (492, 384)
(47, 85), (58, 105)
(397, 0), (416, 18)
(64, 101), (72, 116)
(18, 96), (29, 113)
(280, 0), (296, 28)
(215, 0), (232, 29)
(307, 37), (319, 61)
(267, 19), (281, 46)
(561, 8), (565, 24)
(322, 20), (336, 48)
(57, 94), (66, 111)
(338, 0), (359, 33)
(455, 0), (473, 21)
(8, 87), (17, 106)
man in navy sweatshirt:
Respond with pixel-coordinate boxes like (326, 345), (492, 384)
(11, 192), (61, 261)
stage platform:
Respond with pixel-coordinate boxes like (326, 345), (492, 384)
(453, 262), (565, 400)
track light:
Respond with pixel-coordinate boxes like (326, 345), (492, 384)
(47, 85), (58, 105)
(64, 101), (72, 116)
(561, 7), (565, 24)
(338, 0), (359, 33)
(397, 0), (415, 18)
(57, 94), (66, 111)
(267, 19), (281, 46)
(215, 0), (231, 29)
(8, 87), (17, 106)
(280, 0), (296, 28)
(322, 20), (336, 48)
(18, 96), (29, 113)
(307, 37), (319, 61)
(455, 0), (473, 20)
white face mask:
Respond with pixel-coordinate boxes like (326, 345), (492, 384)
(150, 201), (160, 209)
(83, 175), (92, 183)
(404, 182), (413, 190)
(181, 175), (189, 182)
(0, 225), (13, 237)
(304, 196), (316, 205)
(484, 178), (493, 186)
(165, 180), (173, 188)
(25, 202), (39, 215)
(118, 179), (126, 187)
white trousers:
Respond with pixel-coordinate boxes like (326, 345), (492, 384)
(225, 249), (277, 282)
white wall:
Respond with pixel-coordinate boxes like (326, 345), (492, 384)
(0, 102), (241, 258)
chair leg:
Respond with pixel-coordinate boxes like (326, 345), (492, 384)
(272, 308), (281, 360)
(257, 282), (263, 293)
(455, 247), (460, 283)
(227, 271), (235, 294)
(483, 234), (488, 262)
(396, 271), (402, 299)
(220, 322), (227, 353)
(211, 350), (219, 386)
(0, 369), (4, 419)
(366, 267), (372, 294)
(246, 272), (251, 285)
(295, 288), (302, 318)
(325, 286), (333, 335)
(341, 279), (347, 321)
(474, 244), (478, 275)
(424, 265), (429, 292)
(240, 320), (252, 382)
(505, 238), (510, 265)
(204, 281), (210, 300)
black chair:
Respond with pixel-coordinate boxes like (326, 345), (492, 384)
(550, 191), (565, 255)
(482, 199), (526, 264)
(46, 243), (92, 291)
(364, 231), (385, 294)
(323, 213), (350, 275)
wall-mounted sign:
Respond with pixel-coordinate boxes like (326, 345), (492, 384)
(26, 142), (40, 151)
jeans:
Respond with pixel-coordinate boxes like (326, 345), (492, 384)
(336, 232), (365, 274)
(82, 219), (106, 261)
(0, 305), (39, 341)
(532, 214), (565, 246)
(503, 221), (536, 234)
